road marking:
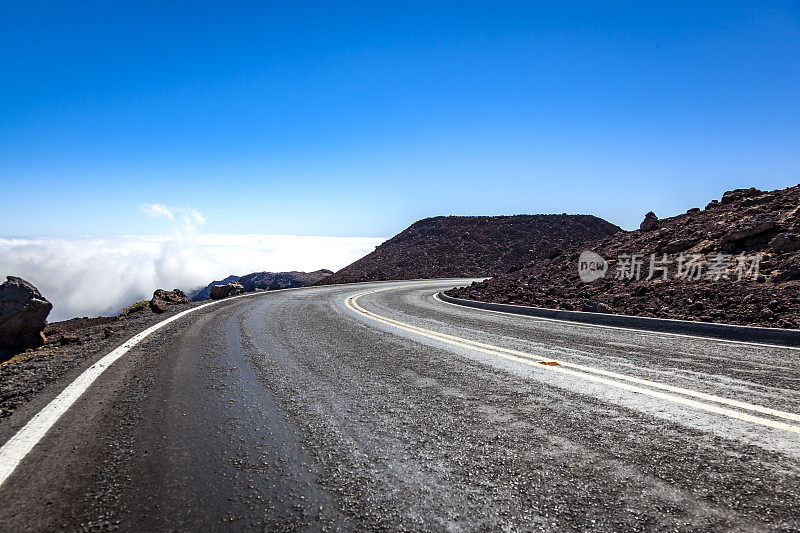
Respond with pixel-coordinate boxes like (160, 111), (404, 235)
(0, 290), (273, 489)
(433, 292), (800, 352)
(345, 288), (800, 434)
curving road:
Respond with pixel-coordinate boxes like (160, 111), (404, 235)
(0, 279), (799, 531)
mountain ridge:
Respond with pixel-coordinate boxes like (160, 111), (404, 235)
(318, 214), (622, 284)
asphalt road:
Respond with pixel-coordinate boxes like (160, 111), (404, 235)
(1, 279), (799, 531)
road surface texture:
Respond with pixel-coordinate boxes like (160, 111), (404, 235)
(0, 279), (798, 531)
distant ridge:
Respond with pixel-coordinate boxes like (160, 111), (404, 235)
(239, 270), (332, 292)
(190, 270), (333, 301)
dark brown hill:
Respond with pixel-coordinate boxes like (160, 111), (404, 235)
(319, 215), (621, 284)
(449, 185), (800, 328)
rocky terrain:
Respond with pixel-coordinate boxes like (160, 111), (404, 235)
(319, 215), (621, 284)
(449, 185), (800, 329)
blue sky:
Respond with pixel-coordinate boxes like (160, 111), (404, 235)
(1, 1), (799, 236)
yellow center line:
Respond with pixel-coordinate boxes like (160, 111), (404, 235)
(345, 287), (800, 435)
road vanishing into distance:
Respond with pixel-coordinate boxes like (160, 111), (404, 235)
(0, 279), (798, 531)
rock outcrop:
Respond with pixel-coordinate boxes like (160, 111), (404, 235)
(0, 276), (53, 350)
(209, 281), (245, 300)
(318, 215), (622, 285)
(449, 184), (800, 329)
(149, 289), (189, 313)
(639, 212), (659, 232)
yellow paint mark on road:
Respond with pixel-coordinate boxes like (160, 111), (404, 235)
(345, 287), (800, 435)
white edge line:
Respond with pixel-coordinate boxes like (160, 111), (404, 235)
(432, 293), (800, 352)
(0, 279), (447, 489)
(0, 288), (279, 489)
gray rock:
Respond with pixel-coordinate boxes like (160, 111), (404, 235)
(0, 276), (53, 350)
(209, 281), (245, 300)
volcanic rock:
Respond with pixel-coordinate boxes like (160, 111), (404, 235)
(153, 289), (189, 305)
(770, 233), (800, 254)
(319, 215), (621, 284)
(663, 238), (698, 254)
(149, 288), (189, 313)
(0, 276), (53, 350)
(149, 298), (169, 314)
(720, 214), (777, 250)
(640, 212), (659, 232)
(720, 187), (761, 205)
(582, 300), (611, 313)
(59, 333), (81, 345)
(189, 275), (241, 301)
(209, 281), (245, 300)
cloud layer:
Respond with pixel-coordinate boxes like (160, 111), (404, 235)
(0, 233), (383, 321)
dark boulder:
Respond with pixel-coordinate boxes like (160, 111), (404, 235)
(640, 212), (659, 232)
(153, 288), (189, 305)
(0, 276), (53, 350)
(149, 288), (189, 313)
(210, 281), (245, 300)
(720, 187), (762, 205)
(189, 275), (241, 301)
(149, 298), (169, 314)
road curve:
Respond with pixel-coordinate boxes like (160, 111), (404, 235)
(0, 279), (798, 531)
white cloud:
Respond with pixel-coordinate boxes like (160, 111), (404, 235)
(141, 203), (172, 219)
(140, 203), (207, 228)
(0, 233), (384, 322)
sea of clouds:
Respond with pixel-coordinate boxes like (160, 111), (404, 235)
(0, 204), (384, 321)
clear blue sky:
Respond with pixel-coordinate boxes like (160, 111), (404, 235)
(1, 1), (798, 236)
